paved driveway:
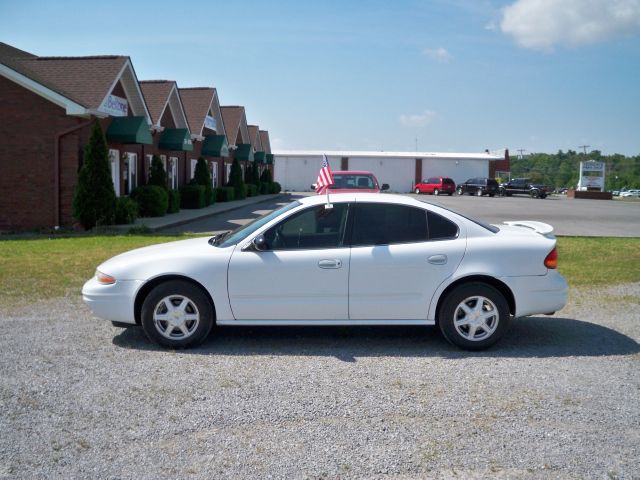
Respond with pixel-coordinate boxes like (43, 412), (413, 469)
(411, 194), (640, 237)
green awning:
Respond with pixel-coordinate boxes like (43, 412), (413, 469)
(266, 153), (274, 165)
(201, 135), (229, 157)
(159, 128), (193, 151)
(254, 151), (266, 164)
(106, 116), (153, 145)
(235, 143), (254, 162)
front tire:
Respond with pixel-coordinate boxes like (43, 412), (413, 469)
(141, 280), (214, 348)
(456, 187), (463, 195)
(415, 188), (420, 194)
(438, 283), (510, 350)
(476, 188), (483, 196)
(531, 190), (540, 199)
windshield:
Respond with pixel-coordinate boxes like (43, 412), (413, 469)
(215, 201), (301, 248)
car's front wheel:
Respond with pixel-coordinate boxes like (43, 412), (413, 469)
(141, 280), (214, 348)
(438, 283), (510, 350)
(476, 188), (483, 196)
(415, 187), (420, 194)
(456, 187), (463, 195)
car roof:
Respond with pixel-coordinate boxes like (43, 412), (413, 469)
(300, 192), (432, 209)
(332, 171), (376, 175)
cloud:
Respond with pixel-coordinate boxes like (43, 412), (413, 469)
(500, 0), (640, 50)
(399, 110), (436, 127)
(422, 47), (452, 62)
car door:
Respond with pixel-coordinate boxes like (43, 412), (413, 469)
(348, 202), (465, 320)
(227, 203), (351, 320)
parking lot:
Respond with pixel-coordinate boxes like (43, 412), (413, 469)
(1, 193), (639, 479)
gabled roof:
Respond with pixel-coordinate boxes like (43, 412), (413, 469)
(220, 106), (250, 146)
(247, 125), (263, 151)
(0, 42), (151, 122)
(140, 80), (189, 129)
(179, 87), (226, 139)
(259, 130), (271, 153)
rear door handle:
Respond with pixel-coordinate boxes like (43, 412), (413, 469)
(318, 259), (342, 269)
(428, 254), (447, 265)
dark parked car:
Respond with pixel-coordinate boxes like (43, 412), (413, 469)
(414, 177), (456, 195)
(456, 178), (499, 197)
(499, 178), (549, 199)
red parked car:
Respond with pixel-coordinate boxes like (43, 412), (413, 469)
(414, 177), (456, 196)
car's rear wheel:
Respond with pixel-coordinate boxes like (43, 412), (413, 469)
(433, 188), (440, 196)
(438, 283), (510, 350)
(476, 188), (483, 196)
(415, 187), (420, 194)
(141, 280), (214, 348)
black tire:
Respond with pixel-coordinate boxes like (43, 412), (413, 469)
(489, 193), (495, 197)
(530, 190), (540, 199)
(415, 188), (420, 194)
(448, 192), (453, 196)
(433, 189), (440, 196)
(476, 188), (483, 197)
(438, 283), (510, 350)
(456, 187), (463, 195)
(141, 280), (214, 348)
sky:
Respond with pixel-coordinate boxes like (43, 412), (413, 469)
(1, 0), (639, 155)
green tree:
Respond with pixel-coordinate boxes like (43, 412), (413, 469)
(72, 120), (116, 229)
(193, 157), (214, 205)
(148, 155), (167, 189)
(228, 158), (246, 199)
(251, 161), (260, 187)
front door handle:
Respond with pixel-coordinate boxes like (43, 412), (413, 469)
(318, 259), (342, 269)
(428, 254), (447, 265)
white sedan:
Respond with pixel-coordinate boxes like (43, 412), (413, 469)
(82, 193), (568, 350)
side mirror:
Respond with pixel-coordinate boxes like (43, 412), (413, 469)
(381, 183), (390, 192)
(252, 234), (268, 251)
(310, 183), (317, 190)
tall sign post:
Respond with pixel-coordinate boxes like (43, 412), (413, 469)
(578, 161), (605, 192)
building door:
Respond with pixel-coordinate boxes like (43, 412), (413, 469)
(109, 149), (120, 196)
(211, 161), (218, 187)
(123, 152), (137, 195)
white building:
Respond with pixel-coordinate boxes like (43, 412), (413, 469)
(274, 150), (505, 192)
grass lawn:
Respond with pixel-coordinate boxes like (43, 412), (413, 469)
(0, 235), (639, 308)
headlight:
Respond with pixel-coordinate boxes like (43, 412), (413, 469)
(96, 270), (116, 285)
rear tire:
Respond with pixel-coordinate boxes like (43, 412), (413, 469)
(456, 187), (463, 195)
(476, 188), (483, 196)
(433, 189), (440, 196)
(438, 283), (510, 350)
(141, 280), (214, 348)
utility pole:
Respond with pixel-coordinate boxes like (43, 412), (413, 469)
(516, 149), (526, 160)
(578, 145), (590, 155)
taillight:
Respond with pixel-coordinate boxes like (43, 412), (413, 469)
(544, 247), (558, 269)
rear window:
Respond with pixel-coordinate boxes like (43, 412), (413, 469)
(330, 174), (376, 190)
(487, 179), (499, 186)
(443, 178), (455, 185)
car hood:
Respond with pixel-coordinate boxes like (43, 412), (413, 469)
(97, 236), (233, 281)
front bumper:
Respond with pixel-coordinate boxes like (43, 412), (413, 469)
(504, 270), (568, 317)
(82, 276), (144, 324)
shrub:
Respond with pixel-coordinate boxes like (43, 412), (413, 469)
(215, 186), (235, 202)
(270, 182), (282, 194)
(72, 120), (116, 229)
(148, 155), (168, 189)
(259, 182), (270, 195)
(167, 189), (181, 214)
(193, 157), (215, 206)
(251, 162), (260, 187)
(131, 185), (168, 217)
(180, 185), (206, 209)
(246, 184), (258, 197)
(259, 168), (272, 184)
(228, 158), (246, 200)
(114, 197), (138, 225)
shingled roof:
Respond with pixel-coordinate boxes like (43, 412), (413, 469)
(220, 106), (252, 146)
(247, 125), (262, 151)
(139, 80), (189, 129)
(259, 130), (272, 153)
(0, 42), (150, 121)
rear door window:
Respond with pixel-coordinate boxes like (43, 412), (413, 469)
(351, 203), (428, 246)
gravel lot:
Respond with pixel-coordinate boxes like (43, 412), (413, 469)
(1, 285), (639, 479)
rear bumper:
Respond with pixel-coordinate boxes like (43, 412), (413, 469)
(503, 271), (568, 317)
(82, 277), (143, 325)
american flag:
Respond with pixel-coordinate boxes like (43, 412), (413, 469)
(315, 154), (334, 194)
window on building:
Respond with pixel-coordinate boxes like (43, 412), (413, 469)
(145, 154), (153, 181)
(211, 162), (218, 187)
(123, 152), (137, 195)
(190, 159), (198, 180)
(109, 149), (120, 197)
(168, 157), (178, 190)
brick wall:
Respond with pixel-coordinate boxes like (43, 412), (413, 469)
(0, 75), (88, 231)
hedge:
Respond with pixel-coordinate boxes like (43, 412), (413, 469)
(130, 185), (168, 217)
(179, 185), (206, 209)
(215, 186), (235, 202)
(167, 189), (181, 214)
(246, 184), (258, 197)
(114, 197), (138, 225)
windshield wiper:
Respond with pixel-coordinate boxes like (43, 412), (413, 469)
(208, 231), (231, 246)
